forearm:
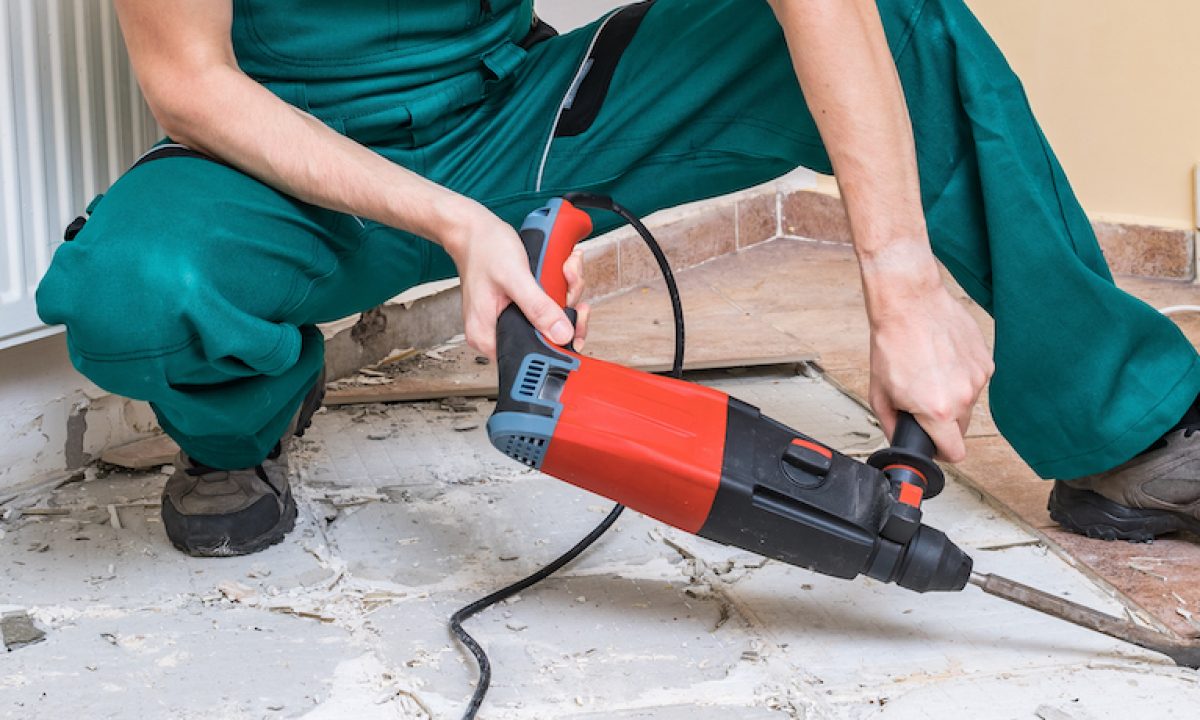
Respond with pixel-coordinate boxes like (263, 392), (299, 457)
(116, 0), (477, 252)
(153, 66), (477, 251)
(768, 0), (941, 311)
(112, 0), (584, 362)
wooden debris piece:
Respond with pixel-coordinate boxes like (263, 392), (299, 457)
(326, 352), (816, 406)
(19, 507), (71, 517)
(101, 434), (180, 470)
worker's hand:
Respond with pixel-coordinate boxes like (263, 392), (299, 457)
(863, 260), (993, 463)
(443, 207), (589, 360)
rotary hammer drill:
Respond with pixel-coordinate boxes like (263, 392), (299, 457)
(486, 197), (972, 594)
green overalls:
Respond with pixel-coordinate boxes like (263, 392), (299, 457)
(37, 0), (1200, 479)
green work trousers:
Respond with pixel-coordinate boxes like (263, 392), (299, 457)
(37, 0), (1200, 478)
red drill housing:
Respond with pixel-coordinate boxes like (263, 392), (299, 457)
(487, 199), (972, 593)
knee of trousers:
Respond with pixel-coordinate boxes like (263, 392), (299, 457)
(36, 228), (302, 402)
(36, 235), (195, 396)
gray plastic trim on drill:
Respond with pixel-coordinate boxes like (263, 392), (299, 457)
(487, 413), (560, 469)
(511, 352), (578, 413)
(523, 198), (566, 282)
(486, 198), (585, 469)
(490, 351), (580, 468)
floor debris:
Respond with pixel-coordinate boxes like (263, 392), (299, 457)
(6, 385), (1197, 717)
(1035, 704), (1090, 720)
(18, 507), (71, 517)
(325, 333), (816, 406)
(99, 433), (180, 470)
(1, 611), (46, 651)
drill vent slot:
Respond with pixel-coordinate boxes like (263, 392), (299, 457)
(514, 357), (549, 401)
(502, 433), (549, 468)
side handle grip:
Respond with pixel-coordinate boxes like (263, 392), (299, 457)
(892, 412), (936, 459)
(868, 411), (946, 501)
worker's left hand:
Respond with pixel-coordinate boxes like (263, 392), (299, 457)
(861, 256), (993, 463)
(442, 207), (590, 360)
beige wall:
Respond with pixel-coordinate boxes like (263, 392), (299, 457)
(968, 0), (1200, 230)
(546, 1), (1198, 230)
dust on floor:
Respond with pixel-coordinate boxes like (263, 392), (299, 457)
(2, 367), (1198, 719)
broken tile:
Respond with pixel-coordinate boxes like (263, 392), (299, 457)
(1, 611), (45, 651)
(100, 434), (180, 470)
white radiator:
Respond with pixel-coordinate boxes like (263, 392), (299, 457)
(0, 0), (159, 349)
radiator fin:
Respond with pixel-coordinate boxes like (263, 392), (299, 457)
(0, 0), (159, 348)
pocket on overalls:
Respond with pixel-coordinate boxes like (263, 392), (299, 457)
(240, 0), (497, 62)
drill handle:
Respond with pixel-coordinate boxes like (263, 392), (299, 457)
(865, 412), (945, 544)
(516, 198), (594, 309)
(491, 200), (592, 424)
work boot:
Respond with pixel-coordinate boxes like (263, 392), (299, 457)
(161, 370), (326, 556)
(1048, 423), (1200, 543)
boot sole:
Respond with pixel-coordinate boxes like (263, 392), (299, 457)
(1048, 480), (1200, 543)
(163, 489), (298, 558)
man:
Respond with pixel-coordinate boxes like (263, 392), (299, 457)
(36, 0), (1200, 557)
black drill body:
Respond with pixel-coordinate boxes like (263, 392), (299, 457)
(697, 399), (972, 593)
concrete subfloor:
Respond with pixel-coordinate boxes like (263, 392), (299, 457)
(3, 363), (1200, 719)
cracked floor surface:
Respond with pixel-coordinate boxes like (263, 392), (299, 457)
(4, 366), (1200, 719)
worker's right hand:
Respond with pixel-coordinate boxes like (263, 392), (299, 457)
(442, 205), (590, 361)
(862, 257), (993, 463)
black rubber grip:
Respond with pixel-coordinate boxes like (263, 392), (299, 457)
(892, 412), (936, 458)
(867, 412), (946, 499)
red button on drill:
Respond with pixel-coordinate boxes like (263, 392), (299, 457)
(783, 437), (834, 477)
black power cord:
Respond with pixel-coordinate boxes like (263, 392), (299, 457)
(566, 192), (686, 371)
(449, 194), (686, 719)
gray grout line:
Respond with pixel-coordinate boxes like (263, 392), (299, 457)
(705, 277), (753, 316)
(734, 199), (741, 250)
(1191, 230), (1198, 285)
(775, 189), (783, 239)
(777, 233), (851, 247)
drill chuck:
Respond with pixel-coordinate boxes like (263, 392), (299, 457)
(866, 524), (973, 593)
